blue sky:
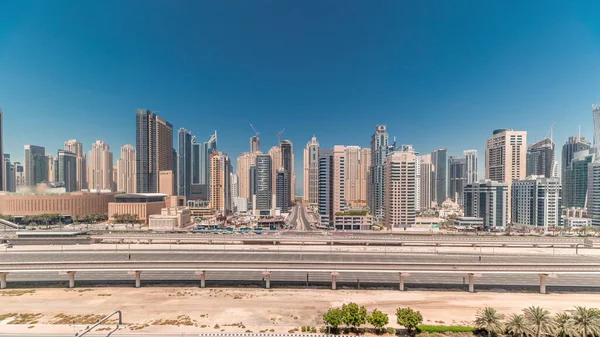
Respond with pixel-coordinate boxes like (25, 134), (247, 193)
(1, 0), (600, 194)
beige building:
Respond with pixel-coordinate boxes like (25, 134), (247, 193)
(108, 193), (166, 224)
(344, 146), (361, 204)
(117, 144), (136, 193)
(87, 140), (113, 191)
(486, 129), (527, 183)
(384, 150), (417, 231)
(236, 152), (256, 199)
(158, 171), (175, 196)
(359, 148), (371, 204)
(156, 116), (174, 192)
(149, 207), (191, 230)
(0, 191), (117, 217)
(419, 154), (433, 210)
(209, 152), (231, 214)
(64, 139), (87, 190)
(303, 136), (319, 205)
(485, 129), (527, 222)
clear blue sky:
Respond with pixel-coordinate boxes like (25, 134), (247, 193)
(1, 1), (600, 194)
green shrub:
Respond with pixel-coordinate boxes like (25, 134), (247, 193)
(386, 327), (396, 335)
(417, 325), (475, 333)
(301, 326), (307, 332)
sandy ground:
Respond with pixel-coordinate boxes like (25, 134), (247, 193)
(1, 287), (599, 334)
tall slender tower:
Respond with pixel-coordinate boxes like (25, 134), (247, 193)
(88, 140), (113, 191)
(135, 109), (173, 193)
(593, 104), (600, 158)
(344, 146), (361, 204)
(280, 140), (293, 207)
(177, 128), (193, 199)
(431, 148), (447, 205)
(303, 136), (320, 205)
(419, 154), (433, 209)
(57, 150), (77, 192)
(359, 148), (371, 204)
(64, 139), (86, 190)
(209, 152), (231, 214)
(237, 152), (257, 200)
(369, 125), (389, 219)
(464, 150), (478, 184)
(448, 156), (467, 205)
(117, 144), (136, 193)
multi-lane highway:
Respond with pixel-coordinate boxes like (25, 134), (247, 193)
(2, 251), (600, 291)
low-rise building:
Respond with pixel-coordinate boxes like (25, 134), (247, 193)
(452, 217), (484, 231)
(333, 213), (373, 231)
(564, 217), (591, 228)
(108, 193), (166, 225)
(0, 189), (117, 217)
(149, 207), (191, 230)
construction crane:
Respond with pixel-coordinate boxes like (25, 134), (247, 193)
(546, 122), (555, 143)
(250, 124), (260, 137)
(277, 128), (286, 145)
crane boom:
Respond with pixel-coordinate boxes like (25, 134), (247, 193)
(250, 124), (259, 136)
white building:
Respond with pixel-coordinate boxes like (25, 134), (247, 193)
(587, 162), (600, 227)
(383, 149), (417, 231)
(512, 176), (561, 231)
(233, 196), (248, 213)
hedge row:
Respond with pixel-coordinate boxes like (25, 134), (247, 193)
(417, 325), (475, 333)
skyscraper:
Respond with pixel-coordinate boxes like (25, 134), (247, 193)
(512, 176), (561, 231)
(191, 137), (201, 185)
(46, 154), (56, 183)
(318, 148), (333, 227)
(383, 149), (417, 231)
(275, 168), (290, 212)
(269, 146), (282, 198)
(236, 152), (256, 200)
(0, 110), (3, 191)
(418, 154), (433, 210)
(448, 156), (467, 205)
(57, 150), (77, 192)
(136, 109), (173, 193)
(200, 131), (217, 194)
(250, 135), (260, 153)
(526, 138), (555, 178)
(485, 129), (527, 222)
(255, 154), (272, 213)
(564, 149), (593, 208)
(117, 144), (136, 193)
(593, 104), (600, 158)
(24, 145), (47, 186)
(14, 162), (24, 191)
(177, 128), (193, 199)
(369, 125), (389, 219)
(431, 148), (447, 205)
(303, 136), (320, 205)
(464, 180), (509, 230)
(209, 152), (231, 214)
(64, 139), (86, 190)
(2, 154), (12, 192)
(280, 140), (293, 207)
(561, 135), (591, 183)
(464, 150), (478, 184)
(332, 145), (347, 215)
(485, 129), (527, 183)
(88, 140), (113, 191)
(344, 146), (361, 204)
(359, 148), (371, 205)
(587, 162), (600, 226)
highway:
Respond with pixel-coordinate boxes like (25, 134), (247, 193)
(2, 251), (600, 291)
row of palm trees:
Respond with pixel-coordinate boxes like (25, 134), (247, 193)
(476, 306), (600, 337)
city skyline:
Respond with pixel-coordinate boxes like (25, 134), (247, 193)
(1, 2), (600, 195)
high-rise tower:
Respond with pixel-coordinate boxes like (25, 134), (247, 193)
(177, 128), (193, 199)
(117, 144), (136, 193)
(135, 109), (173, 193)
(64, 139), (86, 190)
(369, 125), (389, 219)
(303, 136), (320, 205)
(87, 140), (113, 191)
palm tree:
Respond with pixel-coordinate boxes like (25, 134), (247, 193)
(570, 306), (600, 337)
(553, 312), (573, 337)
(523, 306), (554, 337)
(475, 307), (505, 337)
(506, 314), (527, 337)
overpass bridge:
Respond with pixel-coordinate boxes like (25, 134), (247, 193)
(90, 233), (597, 249)
(2, 258), (599, 294)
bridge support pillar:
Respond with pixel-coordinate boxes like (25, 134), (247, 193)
(539, 274), (547, 294)
(468, 273), (475, 293)
(135, 271), (141, 288)
(331, 272), (339, 290)
(399, 273), (409, 291)
(196, 271), (206, 288)
(0, 273), (7, 289)
(147, 239), (152, 244)
(68, 271), (76, 288)
(263, 272), (271, 289)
